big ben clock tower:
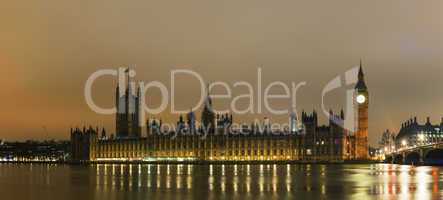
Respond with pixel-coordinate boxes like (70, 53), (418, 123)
(354, 61), (369, 160)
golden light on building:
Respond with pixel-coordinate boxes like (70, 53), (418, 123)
(70, 65), (370, 163)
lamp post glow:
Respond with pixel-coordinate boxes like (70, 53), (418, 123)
(418, 134), (425, 146)
(401, 140), (407, 149)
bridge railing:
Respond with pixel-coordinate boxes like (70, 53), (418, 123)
(384, 141), (443, 155)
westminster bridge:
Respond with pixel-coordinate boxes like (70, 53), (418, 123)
(385, 142), (443, 165)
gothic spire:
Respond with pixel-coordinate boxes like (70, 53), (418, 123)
(355, 60), (367, 90)
(205, 82), (212, 106)
(358, 59), (364, 80)
(126, 67), (130, 86)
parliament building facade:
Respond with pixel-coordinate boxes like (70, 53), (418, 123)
(71, 66), (369, 162)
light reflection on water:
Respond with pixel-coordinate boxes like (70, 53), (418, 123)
(0, 163), (442, 199)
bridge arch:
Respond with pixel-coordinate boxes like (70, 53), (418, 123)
(385, 155), (393, 163)
(405, 152), (420, 165)
(393, 154), (403, 164)
(424, 149), (443, 165)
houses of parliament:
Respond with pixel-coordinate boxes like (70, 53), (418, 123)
(71, 66), (369, 162)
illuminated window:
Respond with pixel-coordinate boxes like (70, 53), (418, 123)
(307, 149), (312, 155)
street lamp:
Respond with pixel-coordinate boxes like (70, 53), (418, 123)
(401, 140), (407, 148)
(418, 134), (425, 146)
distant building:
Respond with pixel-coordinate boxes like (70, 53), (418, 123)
(115, 71), (142, 138)
(0, 140), (69, 162)
(289, 112), (300, 134)
(71, 127), (100, 161)
(395, 117), (443, 149)
(187, 110), (196, 133)
(71, 64), (370, 162)
(379, 129), (396, 153)
(72, 109), (357, 162)
(201, 84), (216, 134)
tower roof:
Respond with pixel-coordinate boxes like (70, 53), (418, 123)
(355, 60), (367, 90)
(205, 82), (212, 106)
(358, 60), (364, 78)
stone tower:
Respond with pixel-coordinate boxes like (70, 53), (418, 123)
(115, 69), (142, 138)
(354, 61), (369, 159)
(201, 84), (215, 134)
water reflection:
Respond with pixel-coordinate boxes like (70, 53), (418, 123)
(89, 163), (443, 199)
(0, 163), (442, 199)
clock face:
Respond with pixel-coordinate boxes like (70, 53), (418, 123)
(356, 94), (366, 104)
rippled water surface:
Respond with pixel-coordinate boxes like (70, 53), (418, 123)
(0, 163), (442, 199)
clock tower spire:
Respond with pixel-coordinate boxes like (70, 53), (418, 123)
(354, 60), (369, 160)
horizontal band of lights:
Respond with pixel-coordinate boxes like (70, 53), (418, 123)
(95, 157), (198, 162)
(95, 158), (144, 161)
(208, 156), (292, 160)
(143, 157), (197, 162)
(95, 156), (296, 162)
(0, 158), (59, 162)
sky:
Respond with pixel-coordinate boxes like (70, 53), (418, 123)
(1, 0), (443, 146)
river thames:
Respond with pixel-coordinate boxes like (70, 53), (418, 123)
(0, 163), (442, 199)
